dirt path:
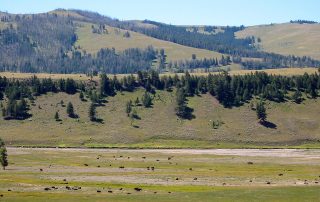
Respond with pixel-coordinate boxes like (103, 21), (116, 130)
(7, 147), (320, 158)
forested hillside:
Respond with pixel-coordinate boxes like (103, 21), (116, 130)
(0, 9), (320, 75)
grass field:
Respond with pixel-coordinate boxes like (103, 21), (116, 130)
(0, 87), (319, 148)
(1, 148), (319, 202)
(75, 23), (223, 62)
(236, 23), (320, 60)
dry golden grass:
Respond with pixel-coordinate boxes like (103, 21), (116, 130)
(75, 23), (223, 62)
(236, 23), (320, 60)
(49, 10), (87, 20)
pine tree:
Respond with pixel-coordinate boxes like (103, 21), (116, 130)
(135, 97), (140, 106)
(66, 102), (75, 118)
(126, 100), (132, 116)
(142, 91), (152, 108)
(175, 87), (189, 118)
(90, 91), (100, 104)
(89, 103), (96, 121)
(54, 111), (60, 121)
(0, 147), (8, 170)
(79, 91), (84, 101)
(65, 78), (77, 94)
(17, 99), (28, 118)
(100, 73), (114, 96)
(256, 101), (267, 123)
(292, 90), (302, 103)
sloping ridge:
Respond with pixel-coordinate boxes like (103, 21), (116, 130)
(51, 9), (224, 62)
(75, 23), (223, 62)
(236, 23), (320, 60)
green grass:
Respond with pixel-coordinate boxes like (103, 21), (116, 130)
(2, 187), (320, 202)
(1, 148), (319, 201)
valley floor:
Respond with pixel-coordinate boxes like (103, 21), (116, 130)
(1, 147), (319, 201)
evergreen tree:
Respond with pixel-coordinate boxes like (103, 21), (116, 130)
(100, 73), (114, 96)
(90, 91), (100, 104)
(142, 91), (152, 108)
(256, 101), (267, 123)
(54, 111), (60, 121)
(89, 103), (96, 121)
(292, 90), (303, 103)
(126, 100), (132, 116)
(79, 91), (84, 101)
(135, 97), (140, 106)
(66, 102), (76, 118)
(65, 79), (77, 94)
(175, 87), (190, 119)
(17, 99), (28, 118)
(0, 147), (8, 170)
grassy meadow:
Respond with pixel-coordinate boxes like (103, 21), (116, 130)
(0, 148), (319, 202)
(236, 23), (320, 60)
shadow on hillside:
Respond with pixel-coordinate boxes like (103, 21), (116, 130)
(183, 107), (196, 120)
(93, 118), (104, 124)
(261, 121), (277, 129)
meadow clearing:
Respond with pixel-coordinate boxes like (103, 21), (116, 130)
(236, 23), (320, 60)
(0, 147), (319, 202)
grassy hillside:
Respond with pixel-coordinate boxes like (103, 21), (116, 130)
(75, 23), (223, 62)
(0, 88), (319, 148)
(236, 23), (320, 60)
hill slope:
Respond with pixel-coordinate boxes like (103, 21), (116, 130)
(1, 10), (320, 73)
(75, 22), (223, 62)
(1, 89), (319, 148)
(236, 23), (320, 60)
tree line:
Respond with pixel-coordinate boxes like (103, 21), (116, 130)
(1, 70), (319, 121)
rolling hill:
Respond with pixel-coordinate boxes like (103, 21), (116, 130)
(236, 23), (320, 60)
(75, 22), (223, 62)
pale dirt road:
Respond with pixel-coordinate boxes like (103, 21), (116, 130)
(7, 147), (320, 159)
